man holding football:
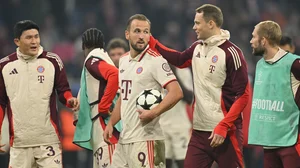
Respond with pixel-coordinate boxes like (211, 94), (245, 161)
(103, 14), (183, 168)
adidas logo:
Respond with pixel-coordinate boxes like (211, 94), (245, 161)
(91, 58), (99, 65)
(9, 68), (18, 75)
(102, 163), (108, 168)
(120, 69), (125, 73)
(54, 159), (61, 164)
(196, 52), (200, 58)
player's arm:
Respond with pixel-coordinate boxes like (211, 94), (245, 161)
(72, 89), (81, 126)
(138, 57), (183, 122)
(214, 50), (250, 138)
(104, 96), (121, 144)
(107, 96), (121, 126)
(52, 55), (77, 108)
(85, 57), (119, 117)
(153, 81), (183, 116)
(149, 36), (198, 68)
(292, 59), (300, 109)
(153, 59), (183, 114)
(0, 68), (8, 152)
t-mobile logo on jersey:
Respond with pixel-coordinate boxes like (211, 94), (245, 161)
(121, 80), (132, 100)
(38, 75), (45, 83)
(209, 65), (215, 73)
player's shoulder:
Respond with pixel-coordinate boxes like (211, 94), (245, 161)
(42, 51), (64, 70)
(43, 51), (60, 59)
(189, 40), (202, 51)
(291, 55), (300, 65)
(0, 52), (18, 67)
(218, 40), (246, 70)
(147, 48), (174, 67)
(118, 52), (130, 67)
(218, 40), (244, 60)
(192, 40), (202, 47)
(144, 48), (165, 63)
(218, 40), (243, 54)
(146, 48), (161, 57)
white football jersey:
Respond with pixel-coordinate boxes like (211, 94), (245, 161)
(118, 46), (176, 144)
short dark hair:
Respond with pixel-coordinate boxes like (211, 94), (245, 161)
(126, 14), (151, 31)
(14, 20), (39, 39)
(82, 28), (105, 50)
(280, 35), (294, 47)
(195, 4), (223, 27)
(106, 38), (128, 53)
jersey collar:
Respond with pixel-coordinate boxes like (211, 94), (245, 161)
(265, 48), (287, 64)
(129, 45), (149, 62)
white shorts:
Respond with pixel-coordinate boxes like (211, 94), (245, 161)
(164, 128), (190, 160)
(93, 144), (116, 168)
(9, 143), (62, 168)
(111, 140), (165, 168)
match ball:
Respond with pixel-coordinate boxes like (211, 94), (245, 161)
(136, 89), (163, 110)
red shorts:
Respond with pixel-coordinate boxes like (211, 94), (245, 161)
(264, 142), (300, 168)
(184, 129), (244, 168)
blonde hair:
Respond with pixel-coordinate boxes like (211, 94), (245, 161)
(256, 21), (282, 46)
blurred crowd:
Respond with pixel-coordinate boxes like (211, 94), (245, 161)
(0, 0), (299, 167)
(1, 0), (300, 85)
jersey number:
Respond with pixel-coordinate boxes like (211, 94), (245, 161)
(138, 152), (146, 167)
(94, 147), (104, 165)
(46, 146), (55, 156)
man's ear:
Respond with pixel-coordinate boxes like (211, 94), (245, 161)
(208, 20), (215, 29)
(125, 30), (129, 40)
(14, 38), (20, 47)
(261, 37), (267, 46)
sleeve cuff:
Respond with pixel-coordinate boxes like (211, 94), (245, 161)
(162, 79), (177, 88)
(214, 124), (228, 138)
(64, 91), (73, 100)
(64, 91), (73, 107)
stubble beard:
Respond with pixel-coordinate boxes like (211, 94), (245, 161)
(253, 45), (265, 56)
(130, 41), (147, 53)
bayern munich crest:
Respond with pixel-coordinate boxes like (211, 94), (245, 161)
(136, 67), (143, 74)
(212, 55), (218, 63)
(162, 63), (171, 72)
(37, 66), (45, 73)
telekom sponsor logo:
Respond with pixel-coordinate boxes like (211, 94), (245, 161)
(121, 80), (132, 100)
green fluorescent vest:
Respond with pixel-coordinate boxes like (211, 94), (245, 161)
(248, 53), (300, 147)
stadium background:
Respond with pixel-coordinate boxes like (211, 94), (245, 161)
(0, 0), (299, 167)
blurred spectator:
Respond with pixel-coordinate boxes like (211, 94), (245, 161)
(280, 35), (296, 53)
(106, 38), (129, 68)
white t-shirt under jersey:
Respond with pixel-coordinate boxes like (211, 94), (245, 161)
(118, 46), (176, 144)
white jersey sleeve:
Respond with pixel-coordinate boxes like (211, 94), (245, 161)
(150, 56), (176, 88)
